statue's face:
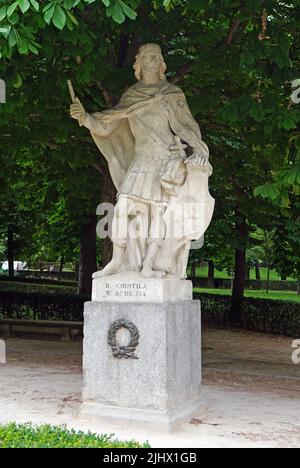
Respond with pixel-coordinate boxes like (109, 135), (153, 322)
(140, 51), (162, 75)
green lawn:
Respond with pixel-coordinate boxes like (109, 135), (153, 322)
(0, 423), (149, 448)
(194, 288), (300, 303)
(191, 266), (294, 282)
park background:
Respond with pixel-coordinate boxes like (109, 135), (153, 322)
(0, 0), (300, 333)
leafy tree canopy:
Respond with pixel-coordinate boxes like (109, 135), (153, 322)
(0, 0), (299, 283)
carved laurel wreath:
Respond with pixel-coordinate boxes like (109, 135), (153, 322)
(107, 319), (139, 360)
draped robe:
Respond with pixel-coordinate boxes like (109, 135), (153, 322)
(85, 80), (215, 277)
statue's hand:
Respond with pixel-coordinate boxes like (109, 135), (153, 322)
(185, 151), (209, 167)
(70, 98), (87, 125)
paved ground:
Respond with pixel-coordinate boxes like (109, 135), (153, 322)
(0, 327), (299, 448)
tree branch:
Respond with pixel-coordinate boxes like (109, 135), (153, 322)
(96, 81), (114, 108)
(117, 32), (130, 67)
(170, 62), (195, 85)
(92, 163), (105, 176)
(226, 19), (242, 46)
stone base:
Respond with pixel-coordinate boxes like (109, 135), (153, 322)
(92, 271), (193, 303)
(80, 300), (203, 432)
(79, 397), (207, 432)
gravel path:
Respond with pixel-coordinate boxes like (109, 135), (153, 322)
(0, 327), (299, 448)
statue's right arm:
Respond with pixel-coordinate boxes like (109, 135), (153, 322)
(70, 98), (121, 137)
(82, 113), (121, 137)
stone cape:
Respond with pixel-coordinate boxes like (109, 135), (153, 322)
(86, 81), (214, 277)
(89, 81), (212, 192)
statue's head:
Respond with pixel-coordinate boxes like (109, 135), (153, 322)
(133, 44), (167, 81)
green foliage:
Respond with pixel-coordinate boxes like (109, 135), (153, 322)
(248, 229), (275, 268)
(254, 183), (281, 202)
(106, 0), (137, 23)
(0, 279), (77, 294)
(0, 423), (150, 448)
(272, 197), (300, 282)
(0, 0), (299, 289)
(0, 0), (143, 58)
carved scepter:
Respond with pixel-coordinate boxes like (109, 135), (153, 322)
(67, 79), (76, 103)
(67, 79), (83, 126)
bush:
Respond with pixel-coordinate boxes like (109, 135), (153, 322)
(0, 291), (86, 321)
(195, 293), (300, 337)
(0, 275), (77, 289)
(16, 270), (77, 281)
(0, 279), (76, 296)
(0, 423), (149, 448)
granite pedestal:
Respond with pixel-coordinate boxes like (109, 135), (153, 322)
(79, 274), (205, 431)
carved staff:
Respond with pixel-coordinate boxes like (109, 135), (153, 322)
(67, 79), (76, 103)
(67, 79), (83, 126)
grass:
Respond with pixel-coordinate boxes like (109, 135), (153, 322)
(194, 288), (300, 303)
(191, 266), (294, 282)
(0, 423), (150, 448)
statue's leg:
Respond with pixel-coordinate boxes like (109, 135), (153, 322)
(127, 205), (149, 271)
(176, 241), (191, 279)
(95, 243), (126, 278)
(95, 197), (128, 277)
(141, 242), (164, 278)
(141, 204), (166, 278)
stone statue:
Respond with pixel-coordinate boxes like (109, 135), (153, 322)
(70, 44), (214, 279)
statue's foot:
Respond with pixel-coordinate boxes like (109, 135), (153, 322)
(94, 260), (122, 278)
(153, 271), (166, 278)
(141, 267), (166, 278)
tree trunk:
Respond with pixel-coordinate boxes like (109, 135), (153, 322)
(255, 261), (261, 281)
(207, 260), (215, 288)
(58, 255), (64, 281)
(266, 264), (270, 293)
(231, 247), (246, 322)
(7, 224), (14, 280)
(230, 214), (248, 322)
(75, 262), (79, 282)
(77, 214), (97, 297)
(100, 164), (117, 268)
(191, 263), (196, 278)
(230, 269), (234, 290)
(245, 265), (250, 280)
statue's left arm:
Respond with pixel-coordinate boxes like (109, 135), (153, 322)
(168, 89), (210, 167)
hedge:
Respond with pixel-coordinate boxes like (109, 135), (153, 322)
(0, 279), (77, 296)
(0, 290), (86, 322)
(0, 274), (77, 288)
(0, 290), (299, 337)
(195, 293), (300, 337)
(4, 270), (77, 282)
